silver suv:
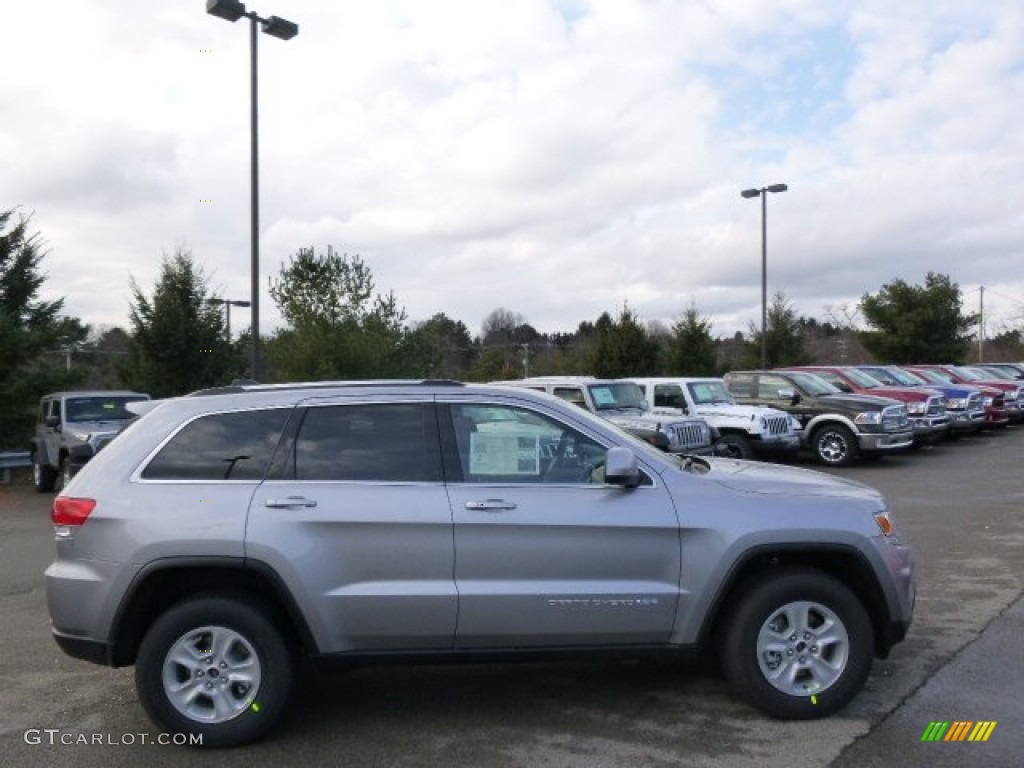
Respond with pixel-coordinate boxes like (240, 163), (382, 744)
(47, 380), (915, 747)
(30, 390), (150, 492)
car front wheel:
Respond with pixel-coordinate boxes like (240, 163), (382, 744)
(135, 596), (295, 748)
(812, 424), (859, 466)
(716, 433), (754, 460)
(722, 567), (873, 719)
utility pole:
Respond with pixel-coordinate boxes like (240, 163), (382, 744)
(978, 286), (985, 363)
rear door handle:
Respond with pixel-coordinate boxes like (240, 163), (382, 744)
(265, 496), (318, 509)
(464, 499), (517, 511)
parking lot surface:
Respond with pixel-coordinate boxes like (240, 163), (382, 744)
(1, 429), (1022, 767)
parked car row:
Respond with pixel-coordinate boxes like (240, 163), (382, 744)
(722, 363), (1023, 466)
(493, 365), (1023, 469)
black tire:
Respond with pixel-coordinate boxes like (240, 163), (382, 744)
(721, 567), (873, 719)
(56, 457), (72, 493)
(811, 424), (859, 467)
(33, 456), (57, 493)
(716, 433), (755, 460)
(135, 596), (295, 748)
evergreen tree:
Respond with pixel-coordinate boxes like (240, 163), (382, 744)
(0, 209), (86, 448)
(123, 249), (237, 397)
(859, 273), (977, 363)
(668, 304), (718, 375)
(743, 292), (809, 368)
(589, 305), (661, 378)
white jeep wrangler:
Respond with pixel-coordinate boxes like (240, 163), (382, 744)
(631, 377), (800, 461)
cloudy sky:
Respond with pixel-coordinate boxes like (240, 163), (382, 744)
(3, 0), (1023, 342)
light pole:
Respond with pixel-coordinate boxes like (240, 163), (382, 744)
(206, 297), (252, 342)
(206, 0), (298, 380)
(740, 183), (788, 369)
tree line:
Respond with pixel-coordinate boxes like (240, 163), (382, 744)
(2, 207), (1016, 449)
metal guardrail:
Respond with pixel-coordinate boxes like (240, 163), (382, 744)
(0, 450), (31, 484)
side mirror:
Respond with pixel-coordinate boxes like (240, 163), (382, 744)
(777, 388), (796, 400)
(45, 415), (61, 429)
(604, 446), (640, 488)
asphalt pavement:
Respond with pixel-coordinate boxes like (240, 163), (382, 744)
(1, 426), (1022, 767)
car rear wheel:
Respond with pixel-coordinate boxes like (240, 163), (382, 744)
(722, 567), (873, 719)
(812, 424), (859, 466)
(135, 596), (295, 748)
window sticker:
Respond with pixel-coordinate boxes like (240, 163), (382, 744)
(590, 387), (616, 406)
(468, 432), (540, 475)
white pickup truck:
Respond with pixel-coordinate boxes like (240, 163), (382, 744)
(631, 377), (801, 461)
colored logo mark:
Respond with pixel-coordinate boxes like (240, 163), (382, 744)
(921, 721), (997, 742)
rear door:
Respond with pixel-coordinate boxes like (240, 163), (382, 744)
(442, 396), (681, 648)
(247, 398), (456, 653)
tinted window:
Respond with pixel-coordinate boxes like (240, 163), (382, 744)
(142, 409), (289, 480)
(653, 384), (685, 409)
(449, 403), (606, 484)
(294, 403), (441, 482)
(758, 375), (792, 399)
(725, 375), (753, 398)
(552, 387), (587, 408)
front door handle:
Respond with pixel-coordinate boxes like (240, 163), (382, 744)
(265, 496), (318, 509)
(464, 499), (517, 511)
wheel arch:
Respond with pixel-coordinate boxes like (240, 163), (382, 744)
(804, 414), (859, 437)
(699, 545), (895, 659)
(109, 559), (318, 667)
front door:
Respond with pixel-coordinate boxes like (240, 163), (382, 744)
(442, 398), (681, 648)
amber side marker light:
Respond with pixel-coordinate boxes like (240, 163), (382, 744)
(874, 512), (894, 536)
(52, 498), (96, 527)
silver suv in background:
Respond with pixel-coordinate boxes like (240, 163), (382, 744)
(47, 380), (915, 747)
(30, 390), (150, 492)
(494, 376), (716, 455)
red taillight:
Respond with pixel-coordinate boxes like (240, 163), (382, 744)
(52, 497), (96, 526)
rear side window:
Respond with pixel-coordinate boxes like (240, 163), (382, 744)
(142, 409), (290, 480)
(653, 384), (684, 409)
(292, 402), (442, 482)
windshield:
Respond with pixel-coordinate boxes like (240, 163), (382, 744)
(980, 366), (1018, 380)
(586, 382), (646, 411)
(914, 368), (953, 384)
(65, 395), (148, 422)
(864, 366), (918, 386)
(787, 371), (841, 396)
(841, 368), (884, 387)
(891, 367), (927, 385)
(686, 380), (734, 405)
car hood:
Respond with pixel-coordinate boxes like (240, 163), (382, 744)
(705, 457), (883, 501)
(65, 419), (134, 435)
(691, 403), (784, 420)
(818, 393), (900, 410)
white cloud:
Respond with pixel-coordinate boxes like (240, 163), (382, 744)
(2, 0), (1022, 342)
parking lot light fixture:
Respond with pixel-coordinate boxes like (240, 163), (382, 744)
(206, 0), (298, 380)
(740, 183), (788, 369)
(206, 297), (252, 342)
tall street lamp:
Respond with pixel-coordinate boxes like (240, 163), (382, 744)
(740, 183), (788, 369)
(206, 297), (252, 342)
(206, 0), (298, 380)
